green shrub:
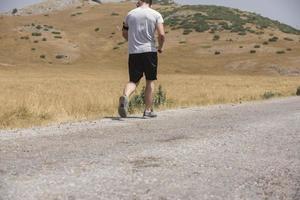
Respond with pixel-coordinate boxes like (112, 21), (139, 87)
(183, 29), (192, 35)
(36, 25), (42, 30)
(214, 51), (221, 55)
(12, 8), (18, 15)
(296, 86), (300, 96)
(128, 85), (167, 113)
(32, 32), (42, 36)
(117, 41), (126, 45)
(263, 41), (268, 45)
(286, 48), (292, 51)
(54, 36), (62, 39)
(56, 55), (65, 59)
(213, 35), (220, 41)
(284, 37), (293, 41)
(262, 91), (281, 99)
(239, 46), (243, 48)
(20, 36), (29, 40)
(40, 55), (46, 59)
(269, 36), (278, 42)
(31, 48), (36, 51)
(250, 50), (256, 54)
(254, 45), (260, 48)
(113, 46), (119, 50)
(276, 50), (285, 54)
(42, 38), (47, 41)
(111, 12), (119, 16)
(52, 31), (61, 35)
(34, 40), (39, 43)
(94, 27), (100, 32)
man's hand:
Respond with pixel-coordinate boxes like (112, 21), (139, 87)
(158, 49), (163, 54)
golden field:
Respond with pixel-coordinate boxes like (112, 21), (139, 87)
(0, 2), (299, 129)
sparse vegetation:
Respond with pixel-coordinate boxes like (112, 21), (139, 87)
(95, 27), (100, 32)
(32, 32), (42, 36)
(20, 36), (29, 40)
(159, 5), (300, 35)
(286, 48), (292, 51)
(12, 8), (18, 15)
(111, 12), (119, 16)
(56, 55), (65, 59)
(296, 87), (300, 96)
(263, 41), (269, 45)
(36, 25), (42, 30)
(40, 55), (46, 59)
(71, 12), (82, 17)
(214, 51), (221, 55)
(276, 50), (285, 54)
(52, 31), (61, 35)
(183, 29), (192, 35)
(31, 48), (36, 51)
(34, 40), (39, 43)
(213, 35), (220, 41)
(54, 36), (62, 39)
(42, 38), (47, 41)
(284, 37), (293, 41)
(250, 50), (256, 54)
(128, 85), (168, 113)
(268, 36), (278, 42)
(113, 46), (119, 50)
(262, 91), (281, 99)
(254, 45), (260, 48)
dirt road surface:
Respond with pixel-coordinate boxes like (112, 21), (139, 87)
(1, 97), (300, 200)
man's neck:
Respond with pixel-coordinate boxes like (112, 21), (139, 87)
(139, 2), (150, 8)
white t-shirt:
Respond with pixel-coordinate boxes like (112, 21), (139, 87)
(124, 7), (164, 54)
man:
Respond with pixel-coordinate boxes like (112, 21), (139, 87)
(118, 0), (165, 118)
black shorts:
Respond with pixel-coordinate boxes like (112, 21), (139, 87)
(128, 52), (158, 83)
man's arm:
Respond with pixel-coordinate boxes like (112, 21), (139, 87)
(122, 22), (128, 41)
(156, 23), (165, 53)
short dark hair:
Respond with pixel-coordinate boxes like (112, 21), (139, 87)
(141, 0), (152, 6)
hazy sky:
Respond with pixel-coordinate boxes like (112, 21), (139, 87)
(0, 0), (299, 29)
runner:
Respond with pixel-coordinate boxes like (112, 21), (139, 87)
(118, 0), (165, 118)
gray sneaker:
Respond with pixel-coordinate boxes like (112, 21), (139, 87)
(143, 110), (157, 118)
(118, 95), (128, 118)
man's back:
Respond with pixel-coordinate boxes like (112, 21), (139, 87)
(125, 6), (164, 54)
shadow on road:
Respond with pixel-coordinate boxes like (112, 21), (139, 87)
(104, 116), (145, 121)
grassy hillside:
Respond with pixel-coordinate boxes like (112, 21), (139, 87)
(0, 2), (299, 129)
(159, 5), (300, 35)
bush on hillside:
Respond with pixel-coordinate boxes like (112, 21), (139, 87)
(276, 50), (285, 54)
(32, 32), (42, 36)
(296, 86), (300, 96)
(269, 36), (278, 42)
(213, 35), (220, 41)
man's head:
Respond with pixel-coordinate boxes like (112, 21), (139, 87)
(136, 0), (152, 7)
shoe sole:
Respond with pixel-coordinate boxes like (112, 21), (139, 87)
(118, 96), (128, 118)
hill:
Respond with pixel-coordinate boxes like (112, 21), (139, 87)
(0, 1), (299, 128)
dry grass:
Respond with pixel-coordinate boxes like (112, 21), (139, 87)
(0, 67), (299, 129)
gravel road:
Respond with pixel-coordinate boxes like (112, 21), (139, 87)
(0, 97), (300, 200)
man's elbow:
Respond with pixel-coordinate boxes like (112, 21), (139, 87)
(122, 32), (128, 41)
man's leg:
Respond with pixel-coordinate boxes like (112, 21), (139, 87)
(145, 80), (155, 112)
(123, 81), (138, 97)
